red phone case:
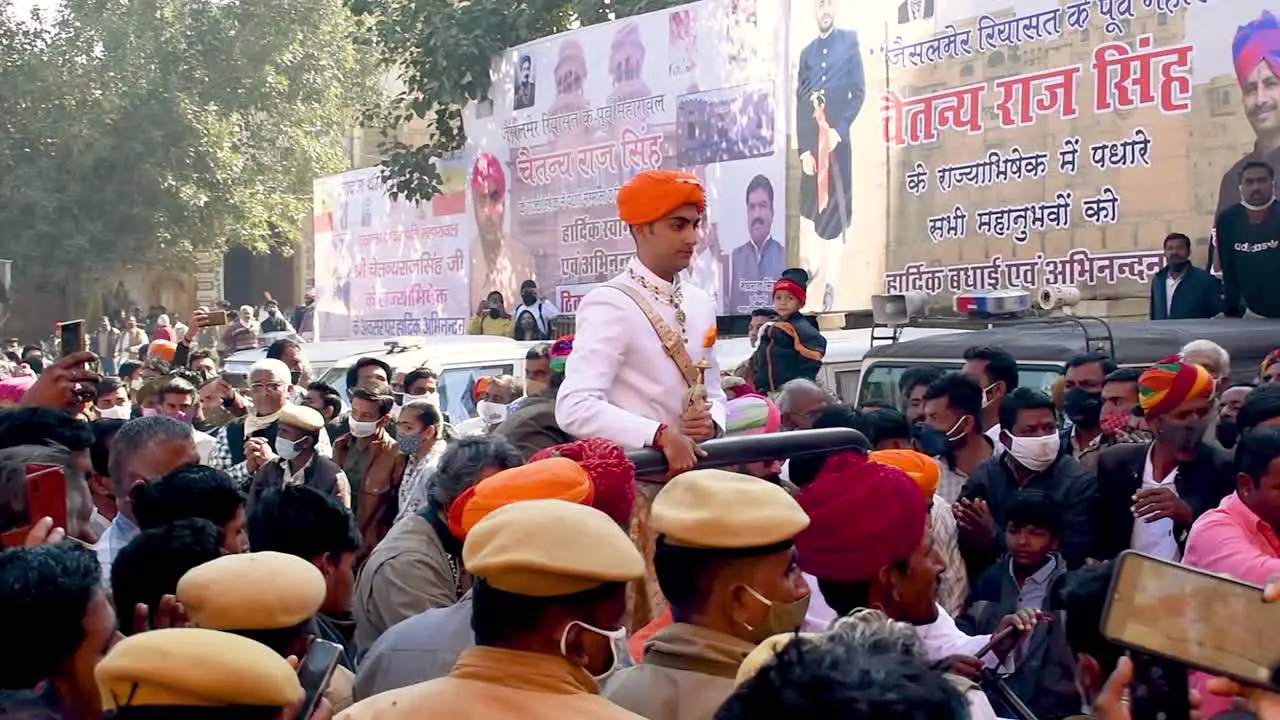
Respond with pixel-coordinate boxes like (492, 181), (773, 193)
(25, 464), (68, 530)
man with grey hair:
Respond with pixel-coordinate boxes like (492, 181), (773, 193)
(96, 415), (200, 583)
(1180, 339), (1231, 389)
(207, 358), (331, 489)
(776, 378), (831, 431)
(0, 444), (94, 545)
(352, 435), (523, 654)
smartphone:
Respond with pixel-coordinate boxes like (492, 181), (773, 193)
(25, 464), (67, 530)
(58, 319), (85, 358)
(296, 639), (342, 719)
(204, 309), (228, 326)
(1103, 550), (1280, 691)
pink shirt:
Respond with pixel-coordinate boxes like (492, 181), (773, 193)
(1182, 492), (1280, 717)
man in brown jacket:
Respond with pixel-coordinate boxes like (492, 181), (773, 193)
(334, 380), (405, 557)
(602, 470), (811, 719)
(352, 435), (523, 654)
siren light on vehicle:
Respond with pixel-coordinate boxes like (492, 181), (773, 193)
(953, 289), (1032, 317)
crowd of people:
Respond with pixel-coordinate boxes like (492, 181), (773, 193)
(1, 169), (1280, 719)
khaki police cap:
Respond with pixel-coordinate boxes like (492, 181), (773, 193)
(279, 403), (326, 433)
(462, 499), (644, 597)
(651, 469), (810, 550)
(178, 551), (325, 631)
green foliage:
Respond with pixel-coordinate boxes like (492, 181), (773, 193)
(351, 0), (688, 203)
(0, 0), (380, 279)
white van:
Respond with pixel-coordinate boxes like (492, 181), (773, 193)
(716, 327), (969, 403)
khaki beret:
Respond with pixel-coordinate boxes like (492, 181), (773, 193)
(96, 628), (303, 710)
(279, 403), (325, 433)
(651, 469), (810, 550)
(463, 499), (644, 598)
(178, 551), (325, 630)
(735, 632), (822, 686)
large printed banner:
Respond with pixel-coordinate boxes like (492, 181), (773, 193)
(860, 0), (1271, 302)
(466, 0), (790, 315)
(312, 162), (473, 340)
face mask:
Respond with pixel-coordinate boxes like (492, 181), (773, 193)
(275, 436), (302, 461)
(404, 392), (439, 407)
(521, 292), (537, 306)
(1006, 433), (1060, 472)
(98, 404), (132, 420)
(396, 432), (424, 456)
(741, 586), (812, 643)
(477, 400), (508, 424)
(981, 383), (999, 410)
(290, 371), (302, 386)
(1064, 388), (1103, 428)
(1216, 418), (1240, 449)
(559, 620), (629, 683)
(348, 418), (380, 438)
(130, 377), (143, 391)
(1156, 418), (1208, 454)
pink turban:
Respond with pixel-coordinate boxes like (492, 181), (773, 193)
(472, 152), (506, 198)
(1234, 11), (1280, 87)
(0, 374), (36, 405)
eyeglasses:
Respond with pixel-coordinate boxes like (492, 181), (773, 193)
(250, 382), (285, 392)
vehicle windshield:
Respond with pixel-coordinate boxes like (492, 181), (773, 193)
(857, 362), (1064, 408)
(319, 362), (516, 422)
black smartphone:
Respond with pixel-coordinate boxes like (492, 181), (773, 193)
(59, 319), (85, 358)
(1103, 550), (1280, 692)
(295, 638), (342, 719)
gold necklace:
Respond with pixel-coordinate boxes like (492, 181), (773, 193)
(629, 266), (688, 339)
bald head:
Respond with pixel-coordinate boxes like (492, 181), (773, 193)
(777, 380), (829, 431)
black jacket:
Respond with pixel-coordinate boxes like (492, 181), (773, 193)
(959, 453), (1098, 572)
(1091, 441), (1235, 561)
(1149, 266), (1222, 320)
(753, 315), (827, 393)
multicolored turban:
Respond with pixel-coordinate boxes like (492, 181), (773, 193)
(725, 393), (781, 437)
(869, 449), (940, 500)
(472, 152), (506, 198)
(530, 437), (636, 527)
(794, 451), (928, 583)
(446, 457), (593, 540)
(1138, 355), (1215, 417)
(1234, 12), (1280, 87)
(1263, 348), (1280, 377)
(549, 335), (574, 375)
(616, 170), (705, 226)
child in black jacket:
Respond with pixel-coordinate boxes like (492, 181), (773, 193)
(752, 268), (827, 393)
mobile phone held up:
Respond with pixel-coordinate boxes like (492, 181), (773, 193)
(1103, 550), (1280, 693)
(295, 638), (342, 719)
(58, 319), (85, 358)
(203, 309), (228, 327)
(1, 464), (68, 548)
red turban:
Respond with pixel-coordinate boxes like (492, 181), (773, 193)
(794, 451), (928, 583)
(530, 438), (636, 527)
(1234, 12), (1280, 88)
(472, 152), (506, 197)
(1138, 355), (1214, 418)
(616, 170), (706, 226)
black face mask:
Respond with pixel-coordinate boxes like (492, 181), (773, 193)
(1064, 388), (1103, 428)
(1156, 418), (1208, 454)
(290, 370), (302, 386)
(487, 306), (501, 319)
(521, 292), (537, 306)
(912, 423), (953, 458)
(1216, 418), (1240, 449)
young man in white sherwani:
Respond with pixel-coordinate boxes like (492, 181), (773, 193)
(555, 169), (728, 473)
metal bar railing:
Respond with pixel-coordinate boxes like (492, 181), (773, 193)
(624, 427), (870, 478)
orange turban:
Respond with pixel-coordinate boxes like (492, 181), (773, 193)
(148, 340), (177, 363)
(446, 457), (593, 540)
(1138, 356), (1214, 417)
(616, 170), (706, 226)
(530, 438), (636, 527)
(869, 449), (940, 499)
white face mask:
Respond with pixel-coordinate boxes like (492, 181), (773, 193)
(98, 404), (132, 420)
(274, 436), (302, 461)
(559, 620), (630, 683)
(130, 377), (143, 391)
(405, 391), (439, 407)
(476, 400), (508, 424)
(348, 418), (380, 438)
(1006, 433), (1060, 472)
(981, 383), (999, 409)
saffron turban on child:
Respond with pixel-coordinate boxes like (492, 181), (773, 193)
(1234, 11), (1280, 88)
(1138, 356), (1214, 418)
(794, 451), (929, 583)
(869, 449), (940, 499)
(549, 335), (574, 375)
(616, 170), (705, 226)
(530, 437), (636, 527)
(725, 393), (782, 437)
(447, 457), (594, 540)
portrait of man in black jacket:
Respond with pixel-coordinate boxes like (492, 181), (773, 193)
(1149, 232), (1222, 320)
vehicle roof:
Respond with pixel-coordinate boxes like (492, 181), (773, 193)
(327, 336), (540, 375)
(223, 338), (394, 368)
(861, 317), (1280, 370)
(715, 326), (971, 370)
